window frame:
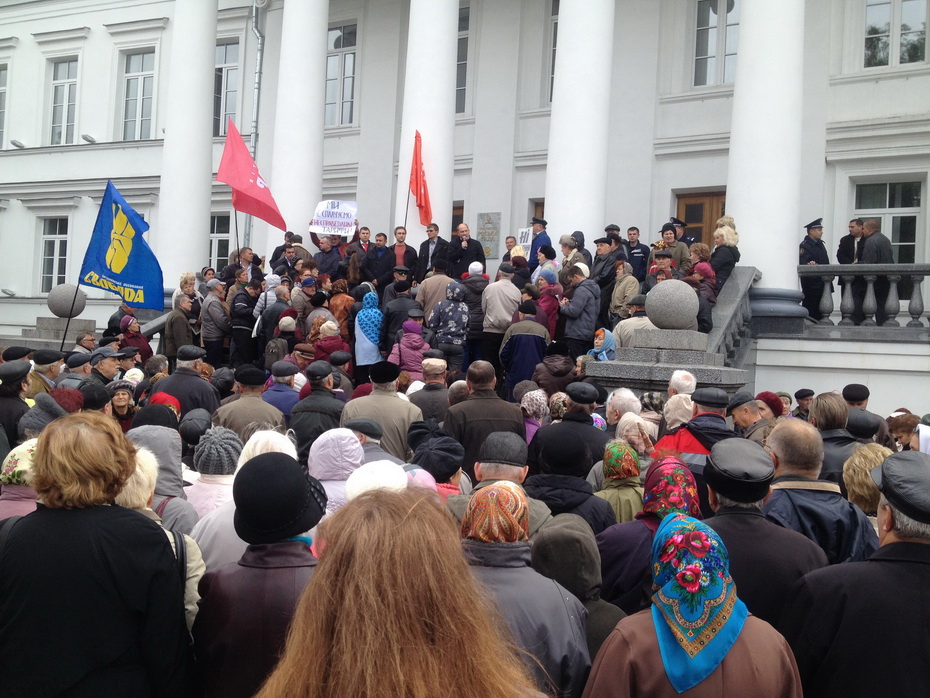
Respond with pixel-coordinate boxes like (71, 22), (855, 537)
(324, 22), (358, 128)
(40, 217), (69, 294)
(854, 179), (924, 264)
(547, 0), (559, 104)
(121, 48), (156, 141)
(209, 213), (231, 271)
(863, 0), (928, 70)
(456, 4), (472, 115)
(693, 0), (740, 88)
(49, 57), (78, 146)
(214, 40), (239, 137)
(0, 62), (7, 149)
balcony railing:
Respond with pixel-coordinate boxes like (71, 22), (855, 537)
(797, 264), (930, 327)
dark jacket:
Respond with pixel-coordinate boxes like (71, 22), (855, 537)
(444, 390), (525, 480)
(165, 308), (194, 358)
(313, 247), (344, 279)
(819, 428), (859, 495)
(704, 507), (828, 630)
(230, 289), (258, 330)
(532, 355), (577, 396)
(836, 233), (860, 265)
(527, 412), (612, 477)
(560, 278), (600, 340)
(764, 476), (879, 564)
(459, 273), (489, 341)
(596, 518), (656, 614)
(381, 295), (421, 350)
(362, 246), (395, 291)
(625, 241), (651, 282)
(193, 542), (318, 698)
(149, 367), (221, 416)
(408, 382), (449, 422)
(524, 473), (616, 536)
(260, 299), (290, 344)
(500, 323), (548, 398)
(414, 237), (451, 282)
(390, 244), (418, 272)
(0, 506), (193, 696)
(710, 244), (741, 287)
(448, 238), (486, 279)
(571, 231), (593, 268)
(290, 388), (345, 464)
(528, 230), (551, 271)
(0, 395), (29, 448)
(462, 539), (590, 698)
(780, 542), (930, 698)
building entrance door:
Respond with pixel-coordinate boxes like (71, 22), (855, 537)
(676, 192), (726, 246)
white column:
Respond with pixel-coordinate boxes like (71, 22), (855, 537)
(159, 0), (218, 288)
(544, 0), (616, 241)
(725, 0), (805, 290)
(271, 0), (329, 232)
(393, 0), (458, 247)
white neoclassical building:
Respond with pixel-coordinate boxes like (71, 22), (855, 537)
(0, 0), (928, 411)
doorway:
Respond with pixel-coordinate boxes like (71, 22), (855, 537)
(676, 192), (726, 246)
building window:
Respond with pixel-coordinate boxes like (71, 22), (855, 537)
(214, 42), (238, 137)
(549, 0), (559, 103)
(694, 0), (740, 87)
(0, 64), (7, 148)
(41, 218), (68, 293)
(865, 0), (927, 68)
(50, 58), (77, 145)
(456, 7), (470, 114)
(210, 214), (231, 271)
(325, 24), (357, 127)
(855, 181), (922, 262)
(122, 50), (155, 140)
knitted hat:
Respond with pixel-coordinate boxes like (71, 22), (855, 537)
(119, 315), (135, 332)
(539, 269), (557, 285)
(320, 321), (339, 337)
(468, 261), (484, 275)
(755, 391), (785, 418)
(17, 393), (67, 439)
(123, 368), (145, 385)
(402, 320), (423, 335)
(345, 461), (408, 501)
(107, 380), (135, 398)
(278, 316), (297, 332)
(193, 426), (243, 475)
(1, 438), (39, 486)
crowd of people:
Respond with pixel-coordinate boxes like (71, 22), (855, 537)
(0, 215), (927, 696)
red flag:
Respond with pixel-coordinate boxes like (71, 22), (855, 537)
(217, 118), (287, 231)
(409, 130), (432, 226)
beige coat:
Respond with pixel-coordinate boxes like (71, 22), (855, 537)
(613, 315), (658, 349)
(212, 393), (285, 444)
(610, 274), (641, 319)
(414, 272), (451, 319)
(593, 477), (644, 523)
(340, 391), (423, 462)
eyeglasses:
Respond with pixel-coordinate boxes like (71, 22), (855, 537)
(81, 338), (95, 344)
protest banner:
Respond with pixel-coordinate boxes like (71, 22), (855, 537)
(308, 200), (358, 236)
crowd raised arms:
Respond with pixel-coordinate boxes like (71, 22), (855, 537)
(0, 214), (928, 696)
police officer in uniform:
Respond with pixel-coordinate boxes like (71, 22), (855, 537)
(799, 218), (831, 320)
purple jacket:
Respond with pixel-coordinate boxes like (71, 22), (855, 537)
(388, 331), (427, 380)
(0, 484), (38, 518)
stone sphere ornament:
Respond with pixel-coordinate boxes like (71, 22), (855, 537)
(645, 279), (698, 330)
(47, 284), (87, 318)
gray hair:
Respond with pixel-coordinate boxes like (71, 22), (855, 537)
(668, 370), (696, 395)
(176, 359), (199, 370)
(272, 375), (292, 385)
(34, 363), (58, 374)
(237, 429), (297, 469)
(880, 495), (930, 540)
(115, 447), (159, 510)
(477, 462), (526, 481)
(715, 493), (764, 511)
(372, 380), (397, 393)
(174, 294), (191, 309)
(275, 286), (290, 300)
(609, 388), (641, 418)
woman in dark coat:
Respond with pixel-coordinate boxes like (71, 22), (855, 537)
(0, 411), (192, 696)
(596, 456), (702, 614)
(532, 341), (577, 396)
(710, 225), (740, 287)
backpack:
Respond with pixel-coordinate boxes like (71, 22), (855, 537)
(264, 337), (289, 369)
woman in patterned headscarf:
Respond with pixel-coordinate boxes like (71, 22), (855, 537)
(548, 391), (569, 424)
(596, 456), (701, 615)
(584, 515), (802, 697)
(353, 291), (383, 384)
(460, 483), (591, 697)
(520, 389), (549, 444)
(594, 441), (645, 524)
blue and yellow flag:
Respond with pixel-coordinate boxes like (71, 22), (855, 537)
(79, 181), (164, 309)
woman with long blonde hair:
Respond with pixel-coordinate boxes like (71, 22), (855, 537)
(257, 489), (539, 698)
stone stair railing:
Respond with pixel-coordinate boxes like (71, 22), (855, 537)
(797, 263), (930, 327)
(706, 266), (759, 368)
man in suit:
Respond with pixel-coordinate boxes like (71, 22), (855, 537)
(414, 222), (450, 283)
(449, 223), (486, 279)
(780, 451), (930, 697)
(798, 218), (831, 320)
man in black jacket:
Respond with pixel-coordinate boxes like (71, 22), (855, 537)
(290, 361), (345, 463)
(807, 391), (858, 494)
(449, 223), (486, 279)
(780, 451), (930, 698)
(362, 233), (395, 299)
(230, 279), (262, 367)
(528, 383), (612, 477)
(414, 223), (450, 283)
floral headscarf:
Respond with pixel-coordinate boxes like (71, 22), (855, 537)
(356, 292), (383, 345)
(549, 392), (569, 421)
(1, 438), (38, 486)
(638, 457), (701, 532)
(603, 440), (640, 480)
(520, 389), (549, 422)
(460, 481), (529, 544)
(650, 514), (747, 693)
(591, 413), (608, 431)
(641, 391), (667, 414)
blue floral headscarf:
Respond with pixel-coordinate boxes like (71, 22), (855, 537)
(357, 292), (382, 345)
(650, 514), (747, 693)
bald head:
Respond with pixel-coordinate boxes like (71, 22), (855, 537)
(766, 419), (824, 478)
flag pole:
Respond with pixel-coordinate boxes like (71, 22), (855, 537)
(59, 284), (82, 352)
(404, 187), (410, 230)
(233, 210), (241, 266)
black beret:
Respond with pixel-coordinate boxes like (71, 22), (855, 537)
(532, 217), (547, 226)
(394, 280), (412, 293)
(583, 379), (609, 405)
(726, 392), (755, 415)
(1, 346), (32, 361)
(177, 345), (207, 361)
(0, 360), (32, 386)
(369, 361), (400, 384)
(32, 349), (64, 365)
(306, 361), (333, 379)
(628, 294), (647, 306)
(310, 292), (328, 307)
(871, 451), (930, 524)
(66, 353), (92, 369)
(705, 439), (774, 502)
(846, 407), (880, 440)
(566, 381), (599, 405)
(235, 366), (267, 386)
(518, 300), (537, 315)
(328, 351), (352, 367)
(271, 361), (299, 377)
(692, 387), (730, 409)
(344, 417), (383, 439)
(842, 383), (870, 403)
(794, 388), (814, 400)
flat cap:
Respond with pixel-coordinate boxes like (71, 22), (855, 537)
(369, 361), (400, 384)
(532, 217), (547, 226)
(392, 265), (410, 273)
(98, 334), (121, 347)
(604, 224), (621, 232)
(177, 345), (207, 361)
(407, 308), (425, 318)
(692, 387), (730, 409)
(32, 349), (64, 365)
(329, 351), (352, 367)
(0, 360), (31, 386)
(206, 278), (226, 289)
(726, 391), (756, 416)
(78, 382), (111, 411)
(66, 353), (92, 369)
(306, 361), (333, 379)
(235, 365), (267, 386)
(89, 347), (117, 365)
(794, 388), (814, 400)
(628, 294), (647, 306)
(423, 349), (446, 360)
(119, 347), (139, 359)
(344, 417), (383, 440)
(705, 439), (774, 502)
(293, 343), (315, 358)
(842, 383), (870, 403)
(566, 381), (599, 405)
(871, 451), (930, 524)
(478, 432), (528, 468)
(271, 361), (299, 378)
(654, 249), (673, 258)
(1, 346), (32, 361)
(804, 218), (824, 229)
(593, 237), (611, 245)
(498, 263), (516, 274)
